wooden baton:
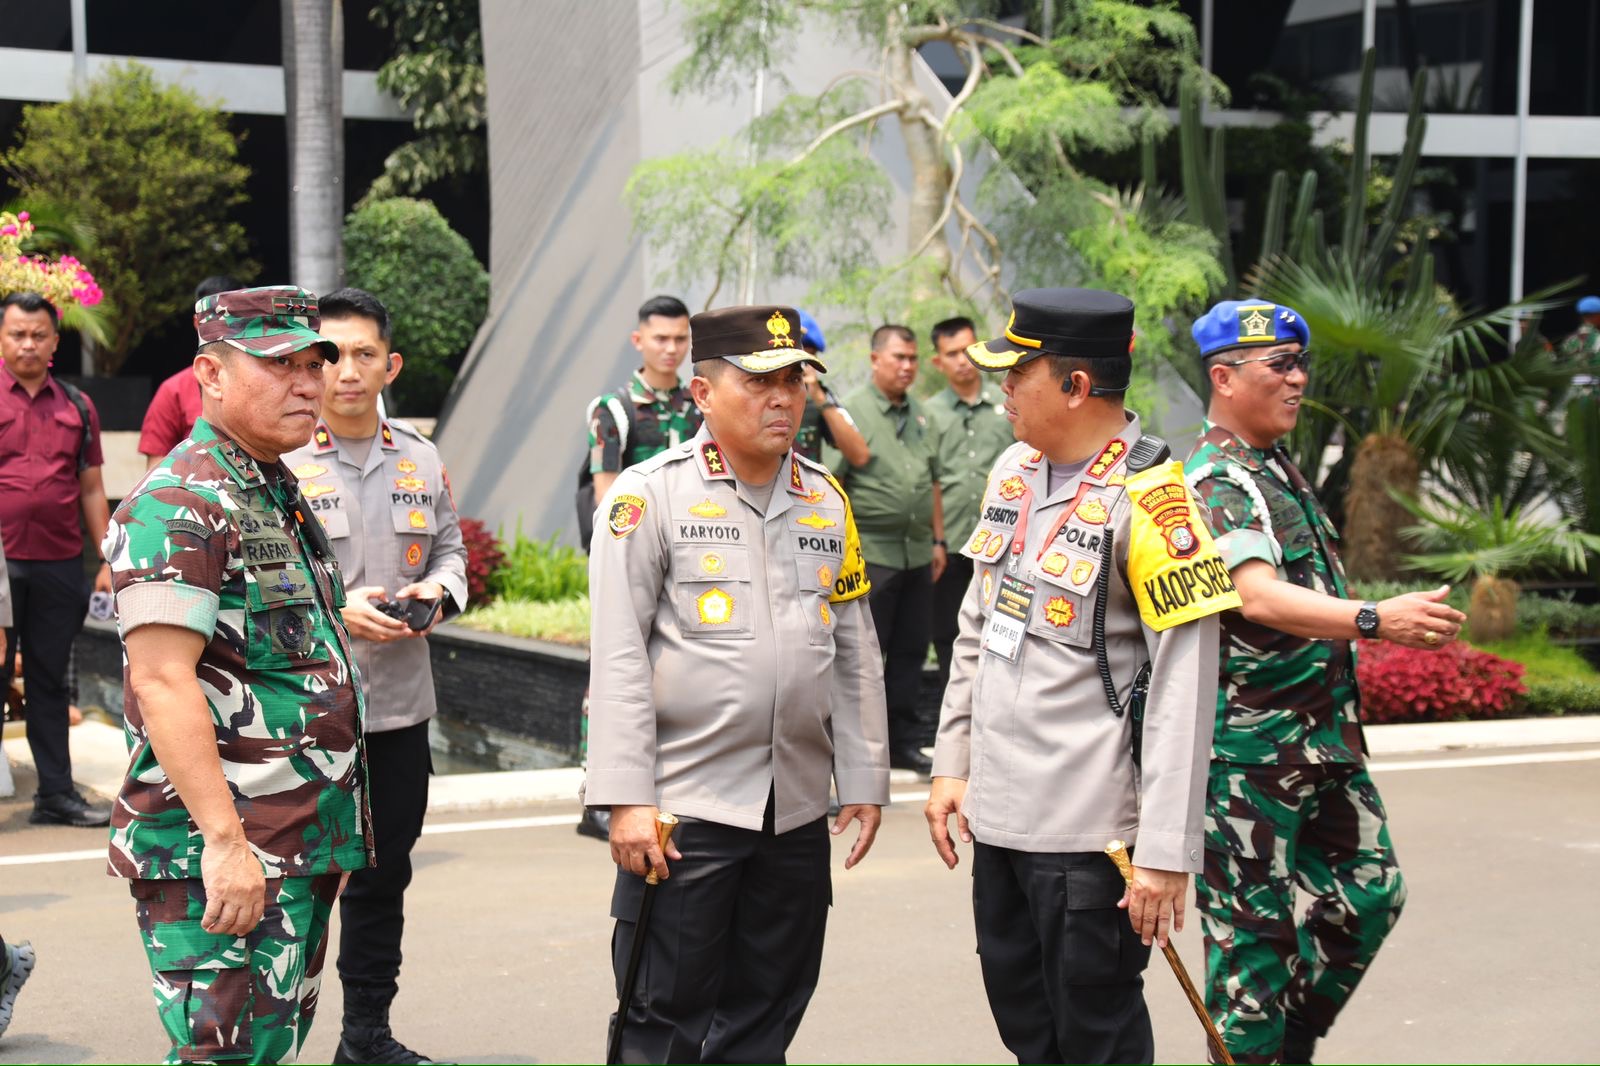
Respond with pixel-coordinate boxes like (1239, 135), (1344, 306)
(1105, 840), (1235, 1066)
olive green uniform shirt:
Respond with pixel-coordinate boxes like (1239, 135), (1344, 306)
(835, 383), (941, 570)
(928, 383), (1014, 549)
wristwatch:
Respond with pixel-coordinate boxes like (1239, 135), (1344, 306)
(1355, 601), (1380, 639)
(932, 539), (947, 549)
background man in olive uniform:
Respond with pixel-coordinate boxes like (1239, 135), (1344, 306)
(585, 305), (888, 1065)
(927, 288), (1238, 1065)
(926, 315), (1012, 690)
(1185, 299), (1464, 1064)
(791, 310), (869, 467)
(836, 324), (946, 773)
(281, 288), (466, 1066)
(103, 287), (370, 1064)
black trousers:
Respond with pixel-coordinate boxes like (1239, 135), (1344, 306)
(973, 842), (1155, 1065)
(337, 719), (432, 999)
(864, 562), (933, 746)
(932, 553), (974, 691)
(2, 557), (88, 797)
(608, 802), (831, 1064)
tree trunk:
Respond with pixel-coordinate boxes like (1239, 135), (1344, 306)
(1468, 575), (1518, 643)
(1342, 431), (1419, 582)
(282, 0), (343, 296)
(886, 16), (953, 304)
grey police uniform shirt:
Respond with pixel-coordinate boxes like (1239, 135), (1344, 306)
(282, 418), (468, 733)
(931, 415), (1222, 874)
(584, 424), (890, 834)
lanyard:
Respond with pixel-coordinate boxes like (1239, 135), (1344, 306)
(1009, 480), (1091, 570)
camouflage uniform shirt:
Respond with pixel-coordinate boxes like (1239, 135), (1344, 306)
(102, 417), (372, 879)
(1184, 422), (1363, 765)
(587, 370), (702, 475)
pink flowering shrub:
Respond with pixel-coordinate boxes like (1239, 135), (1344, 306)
(0, 210), (105, 312)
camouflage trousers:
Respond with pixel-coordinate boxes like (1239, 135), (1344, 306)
(130, 873), (342, 1064)
(1196, 761), (1406, 1064)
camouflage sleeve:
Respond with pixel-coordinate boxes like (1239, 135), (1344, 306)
(102, 482), (232, 639)
(1192, 473), (1281, 571)
(588, 396), (625, 475)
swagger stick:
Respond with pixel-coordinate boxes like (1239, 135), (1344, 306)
(607, 812), (680, 1065)
(1105, 840), (1235, 1066)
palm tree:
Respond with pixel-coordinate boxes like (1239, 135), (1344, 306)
(1398, 493), (1600, 641)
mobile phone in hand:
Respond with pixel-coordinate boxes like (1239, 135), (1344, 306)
(403, 597), (442, 632)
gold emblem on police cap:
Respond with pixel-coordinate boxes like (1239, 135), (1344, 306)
(766, 310), (796, 348)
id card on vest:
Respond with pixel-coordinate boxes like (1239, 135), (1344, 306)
(982, 573), (1035, 662)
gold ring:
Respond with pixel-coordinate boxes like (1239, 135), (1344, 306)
(1424, 631), (1440, 646)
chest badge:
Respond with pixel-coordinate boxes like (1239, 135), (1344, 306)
(981, 569), (995, 606)
(1040, 551), (1069, 577)
(408, 509), (429, 530)
(701, 552), (725, 576)
(273, 572), (303, 596)
(796, 511), (836, 530)
(406, 542), (423, 567)
(1077, 498), (1109, 525)
(817, 564), (833, 589)
(968, 529), (991, 554)
(302, 482), (337, 499)
(799, 486), (827, 504)
(689, 498), (727, 519)
(1043, 595), (1076, 628)
(819, 601), (831, 626)
(292, 463), (327, 479)
(1070, 559), (1096, 588)
(984, 536), (1005, 560)
(394, 475), (426, 493)
(397, 457), (418, 474)
(998, 476), (1026, 501)
(696, 587), (734, 625)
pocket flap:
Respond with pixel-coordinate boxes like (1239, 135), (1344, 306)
(246, 563), (317, 609)
(962, 526), (1012, 563)
(392, 505), (436, 534)
(672, 543), (751, 582)
(1034, 550), (1100, 594)
(318, 510), (351, 539)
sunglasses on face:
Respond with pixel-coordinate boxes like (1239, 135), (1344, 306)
(1221, 349), (1312, 375)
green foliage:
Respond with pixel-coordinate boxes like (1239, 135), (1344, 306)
(342, 197), (487, 415)
(1397, 493), (1600, 584)
(1, 62), (256, 373)
(454, 596), (590, 646)
(364, 0), (486, 202)
(1472, 630), (1600, 717)
(1567, 395), (1600, 543)
(488, 526), (589, 603)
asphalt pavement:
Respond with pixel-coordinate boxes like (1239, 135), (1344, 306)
(2, 742), (1598, 1064)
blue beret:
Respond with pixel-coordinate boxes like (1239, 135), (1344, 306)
(797, 309), (827, 352)
(1192, 299), (1310, 359)
(1577, 295), (1600, 315)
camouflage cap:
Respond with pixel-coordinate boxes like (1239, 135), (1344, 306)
(690, 305), (828, 374)
(194, 285), (339, 361)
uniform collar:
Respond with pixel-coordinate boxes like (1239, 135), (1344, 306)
(193, 417), (270, 490)
(942, 383), (999, 411)
(628, 370), (683, 405)
(1197, 419), (1275, 473)
(1, 362), (61, 400)
(869, 382), (914, 412)
(1033, 411), (1142, 506)
(689, 423), (813, 505)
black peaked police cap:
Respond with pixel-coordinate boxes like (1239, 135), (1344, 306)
(968, 288), (1135, 372)
(690, 305), (828, 374)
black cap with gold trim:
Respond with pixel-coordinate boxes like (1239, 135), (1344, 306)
(968, 288), (1134, 371)
(690, 305), (828, 374)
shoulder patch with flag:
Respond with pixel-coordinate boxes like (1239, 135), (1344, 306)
(1124, 460), (1242, 630)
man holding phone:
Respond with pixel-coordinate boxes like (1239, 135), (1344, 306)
(280, 288), (467, 1065)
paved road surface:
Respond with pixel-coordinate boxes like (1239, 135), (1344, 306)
(3, 746), (1598, 1063)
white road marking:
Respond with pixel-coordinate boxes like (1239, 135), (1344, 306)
(4, 748), (1597, 868)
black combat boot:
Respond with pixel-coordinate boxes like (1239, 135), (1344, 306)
(1281, 1013), (1319, 1064)
(334, 984), (451, 1065)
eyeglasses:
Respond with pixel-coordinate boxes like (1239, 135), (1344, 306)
(1221, 349), (1312, 375)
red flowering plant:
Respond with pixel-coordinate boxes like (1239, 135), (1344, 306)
(457, 517), (505, 606)
(1356, 640), (1526, 724)
(0, 208), (109, 342)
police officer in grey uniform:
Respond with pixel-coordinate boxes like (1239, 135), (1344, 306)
(585, 304), (889, 1065)
(925, 289), (1239, 1065)
(280, 288), (466, 1066)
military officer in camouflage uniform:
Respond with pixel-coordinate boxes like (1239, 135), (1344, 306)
(1184, 299), (1466, 1064)
(927, 288), (1240, 1064)
(103, 286), (370, 1065)
(585, 305), (889, 1064)
(280, 288), (466, 1066)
